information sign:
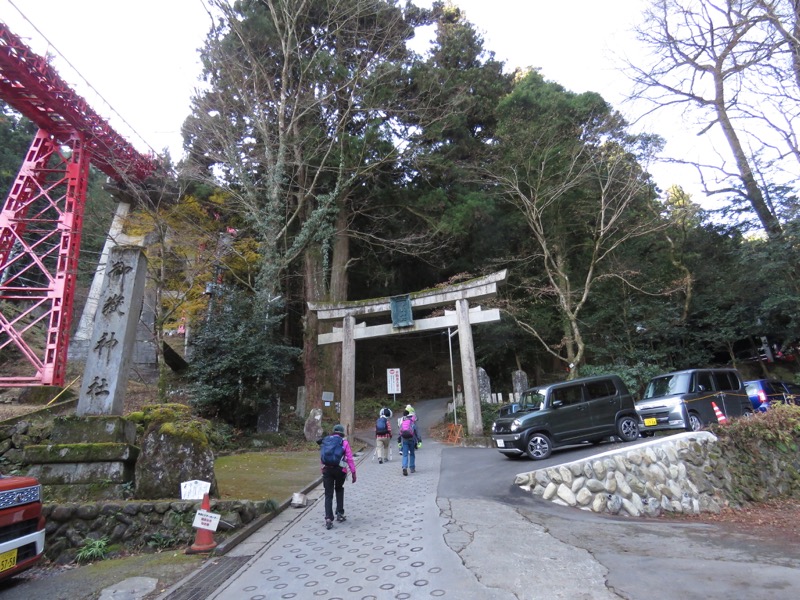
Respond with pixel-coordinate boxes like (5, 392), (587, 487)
(387, 368), (401, 394)
(192, 509), (221, 532)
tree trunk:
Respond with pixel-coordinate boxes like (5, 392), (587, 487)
(714, 85), (782, 237)
(329, 206), (350, 397)
(330, 205), (350, 301)
(302, 247), (325, 411)
(791, 0), (800, 89)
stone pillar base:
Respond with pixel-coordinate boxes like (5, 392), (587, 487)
(23, 416), (138, 502)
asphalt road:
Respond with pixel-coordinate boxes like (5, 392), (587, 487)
(433, 409), (800, 600)
(438, 437), (647, 502)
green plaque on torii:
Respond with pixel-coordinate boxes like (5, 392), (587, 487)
(390, 295), (413, 328)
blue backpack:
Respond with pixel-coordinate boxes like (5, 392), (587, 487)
(320, 434), (345, 467)
(376, 416), (389, 434)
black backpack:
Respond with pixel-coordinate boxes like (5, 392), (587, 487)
(376, 416), (388, 435)
(320, 434), (345, 467)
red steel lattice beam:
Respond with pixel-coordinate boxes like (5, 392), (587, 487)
(0, 23), (157, 181)
(0, 22), (157, 386)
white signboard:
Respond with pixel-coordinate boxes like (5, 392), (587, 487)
(387, 368), (401, 395)
(181, 480), (211, 500)
(193, 509), (221, 531)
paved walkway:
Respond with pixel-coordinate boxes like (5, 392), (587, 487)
(157, 434), (516, 600)
(152, 399), (623, 600)
(151, 399), (800, 600)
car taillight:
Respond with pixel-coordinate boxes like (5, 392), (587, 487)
(758, 390), (767, 404)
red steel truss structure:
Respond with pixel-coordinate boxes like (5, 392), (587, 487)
(0, 23), (158, 386)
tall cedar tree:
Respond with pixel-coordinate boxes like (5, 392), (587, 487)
(183, 0), (426, 406)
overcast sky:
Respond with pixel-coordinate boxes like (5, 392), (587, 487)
(1, 0), (702, 197)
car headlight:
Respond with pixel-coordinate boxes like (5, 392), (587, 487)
(491, 422), (497, 432)
(510, 419), (521, 432)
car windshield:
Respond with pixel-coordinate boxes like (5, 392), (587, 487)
(642, 373), (691, 399)
(519, 390), (546, 410)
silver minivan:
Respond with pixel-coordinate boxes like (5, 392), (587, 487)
(636, 368), (753, 434)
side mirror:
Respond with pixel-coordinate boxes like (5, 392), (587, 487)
(551, 400), (563, 409)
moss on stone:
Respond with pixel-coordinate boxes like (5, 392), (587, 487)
(20, 386), (74, 405)
(158, 420), (210, 448)
(128, 404), (192, 428)
(24, 441), (138, 463)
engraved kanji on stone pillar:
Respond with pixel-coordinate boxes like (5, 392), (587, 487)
(77, 246), (147, 416)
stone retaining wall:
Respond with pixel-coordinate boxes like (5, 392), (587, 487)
(2, 418), (276, 563)
(41, 498), (273, 563)
(514, 432), (730, 517)
(0, 418), (53, 469)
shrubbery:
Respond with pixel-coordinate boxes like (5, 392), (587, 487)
(189, 290), (300, 428)
(712, 403), (800, 454)
(710, 404), (800, 504)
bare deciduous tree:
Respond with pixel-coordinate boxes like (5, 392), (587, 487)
(628, 0), (800, 238)
(490, 76), (668, 374)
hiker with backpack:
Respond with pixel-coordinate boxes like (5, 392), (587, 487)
(375, 408), (392, 464)
(318, 424), (357, 530)
(398, 409), (421, 476)
(397, 403), (417, 431)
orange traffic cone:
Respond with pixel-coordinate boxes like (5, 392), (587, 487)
(711, 401), (728, 424)
(187, 492), (217, 554)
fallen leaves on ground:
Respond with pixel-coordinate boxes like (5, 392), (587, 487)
(662, 497), (800, 543)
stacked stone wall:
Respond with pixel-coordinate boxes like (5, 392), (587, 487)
(514, 431), (799, 517)
(41, 498), (273, 563)
(2, 415), (273, 564)
(0, 418), (54, 469)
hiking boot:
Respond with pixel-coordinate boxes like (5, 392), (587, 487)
(379, 459), (383, 464)
(410, 467), (415, 473)
(336, 513), (346, 522)
(402, 468), (408, 476)
(325, 519), (333, 530)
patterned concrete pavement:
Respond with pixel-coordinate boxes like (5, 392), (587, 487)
(154, 398), (621, 600)
(198, 437), (516, 600)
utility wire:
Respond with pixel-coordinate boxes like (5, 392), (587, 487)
(4, 0), (159, 156)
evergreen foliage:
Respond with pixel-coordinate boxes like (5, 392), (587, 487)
(189, 289), (300, 426)
(3, 4), (800, 414)
(0, 101), (36, 196)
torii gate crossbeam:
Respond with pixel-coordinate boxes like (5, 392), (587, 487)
(309, 270), (506, 437)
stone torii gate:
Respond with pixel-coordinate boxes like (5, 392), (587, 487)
(308, 270), (506, 437)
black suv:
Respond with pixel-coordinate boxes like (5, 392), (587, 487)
(490, 375), (640, 460)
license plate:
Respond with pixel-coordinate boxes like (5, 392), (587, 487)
(644, 418), (658, 427)
(496, 439), (505, 448)
(0, 548), (18, 573)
